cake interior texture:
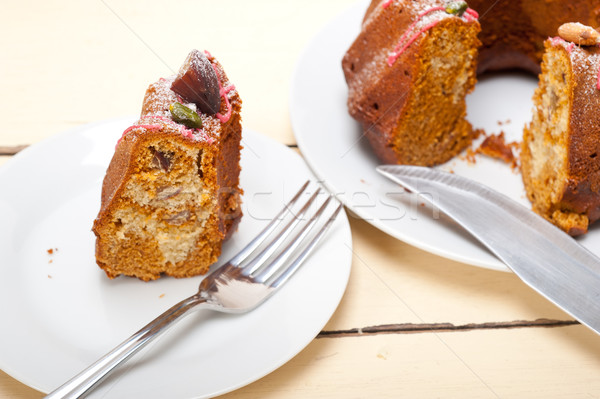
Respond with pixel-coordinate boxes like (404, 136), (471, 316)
(343, 1), (600, 235)
(342, 2), (481, 166)
(93, 51), (243, 281)
(94, 132), (226, 281)
(522, 44), (587, 235)
(389, 20), (480, 165)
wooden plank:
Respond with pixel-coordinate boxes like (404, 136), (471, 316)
(220, 326), (600, 398)
(324, 217), (573, 332)
(0, 146), (27, 156)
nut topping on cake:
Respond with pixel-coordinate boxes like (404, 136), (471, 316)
(445, 1), (468, 17)
(558, 23), (600, 46)
(171, 50), (221, 115)
(169, 102), (203, 129)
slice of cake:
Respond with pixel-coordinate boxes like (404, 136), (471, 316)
(522, 23), (600, 236)
(342, 0), (481, 166)
(93, 50), (243, 280)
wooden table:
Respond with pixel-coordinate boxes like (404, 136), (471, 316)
(2, 1), (600, 398)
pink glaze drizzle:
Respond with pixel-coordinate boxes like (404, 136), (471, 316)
(118, 113), (214, 146)
(381, 0), (393, 8)
(204, 50), (236, 123)
(550, 36), (600, 90)
(549, 36), (565, 46)
(550, 36), (575, 53)
(387, 6), (444, 66)
(216, 84), (235, 123)
(387, 5), (478, 66)
(148, 113), (213, 143)
(116, 124), (162, 147)
(116, 50), (233, 147)
(464, 8), (478, 20)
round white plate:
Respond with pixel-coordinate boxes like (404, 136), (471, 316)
(0, 118), (352, 398)
(291, 0), (600, 271)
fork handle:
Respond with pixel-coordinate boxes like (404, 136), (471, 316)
(44, 293), (208, 399)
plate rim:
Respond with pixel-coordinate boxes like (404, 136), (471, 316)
(289, 0), (509, 271)
(0, 117), (353, 398)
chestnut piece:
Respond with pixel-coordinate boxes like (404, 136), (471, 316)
(164, 210), (191, 225)
(171, 50), (221, 115)
(150, 147), (172, 172)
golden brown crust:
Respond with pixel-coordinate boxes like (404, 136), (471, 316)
(522, 40), (600, 235)
(468, 0), (600, 74)
(345, 1), (600, 234)
(343, 1), (481, 166)
(92, 53), (242, 280)
(344, 0), (600, 168)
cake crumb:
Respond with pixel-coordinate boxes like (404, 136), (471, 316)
(47, 247), (59, 264)
(477, 132), (520, 169)
(159, 293), (165, 298)
(472, 127), (485, 140)
(463, 148), (477, 164)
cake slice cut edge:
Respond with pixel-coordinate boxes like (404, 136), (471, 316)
(93, 51), (243, 281)
(522, 40), (596, 236)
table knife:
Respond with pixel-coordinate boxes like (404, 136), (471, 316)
(377, 164), (600, 335)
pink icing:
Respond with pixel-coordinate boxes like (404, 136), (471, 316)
(116, 50), (232, 147)
(381, 0), (393, 8)
(387, 6), (478, 66)
(203, 50), (235, 123)
(118, 112), (214, 146)
(116, 123), (162, 147)
(216, 84), (235, 123)
(550, 37), (576, 53)
(550, 37), (600, 91)
(146, 113), (213, 142)
(387, 6), (445, 66)
(464, 8), (478, 20)
(550, 36), (566, 46)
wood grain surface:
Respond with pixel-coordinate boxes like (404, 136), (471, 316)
(2, 1), (600, 398)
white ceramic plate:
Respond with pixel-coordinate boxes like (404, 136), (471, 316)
(291, 0), (600, 271)
(0, 118), (352, 398)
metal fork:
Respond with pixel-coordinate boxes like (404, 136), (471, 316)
(45, 181), (342, 399)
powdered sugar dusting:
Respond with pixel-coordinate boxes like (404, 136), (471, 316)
(116, 50), (239, 151)
(551, 38), (600, 92)
(127, 52), (240, 144)
(204, 50), (236, 123)
(387, 4), (479, 66)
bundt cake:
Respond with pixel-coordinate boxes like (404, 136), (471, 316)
(522, 23), (600, 236)
(93, 49), (243, 281)
(343, 0), (600, 166)
(468, 0), (600, 74)
(342, 0), (482, 166)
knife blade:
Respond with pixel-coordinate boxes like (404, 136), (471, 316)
(377, 164), (600, 335)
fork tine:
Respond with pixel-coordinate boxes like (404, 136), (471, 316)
(267, 202), (343, 288)
(226, 180), (310, 266)
(254, 195), (333, 282)
(241, 187), (322, 276)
